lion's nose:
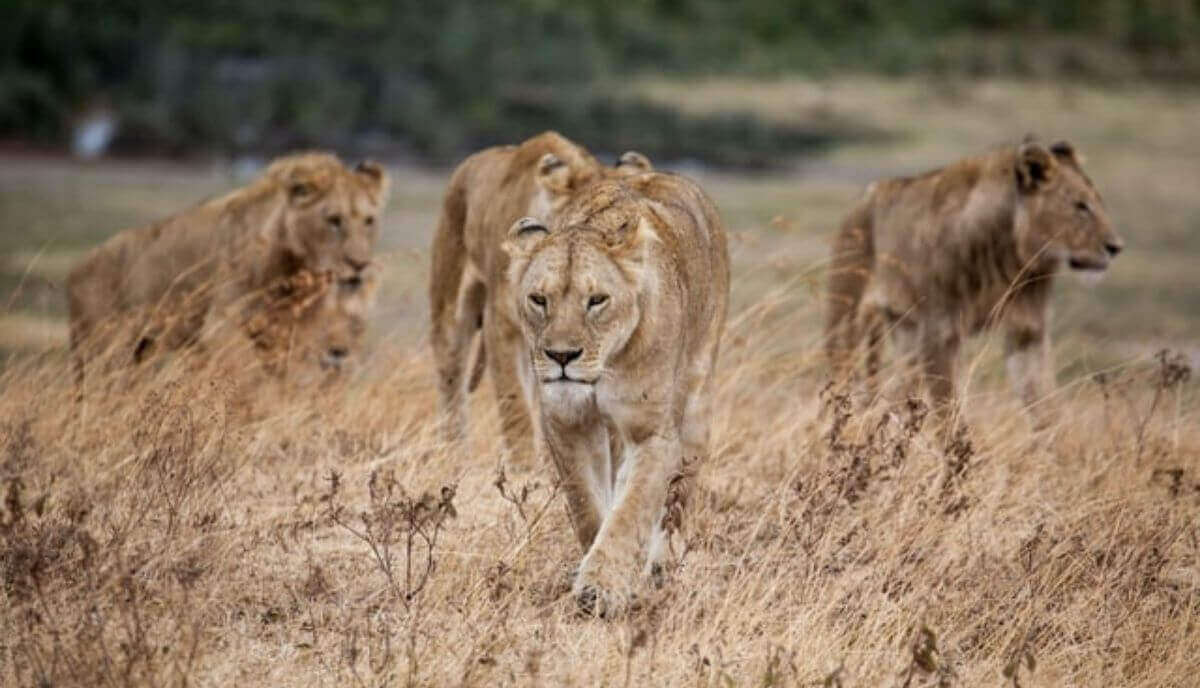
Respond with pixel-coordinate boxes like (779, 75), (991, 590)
(323, 347), (349, 369)
(1104, 239), (1124, 257)
(345, 256), (369, 272)
(545, 349), (582, 366)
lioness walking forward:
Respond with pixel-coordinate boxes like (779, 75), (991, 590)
(826, 138), (1122, 423)
(503, 172), (729, 616)
(429, 131), (651, 463)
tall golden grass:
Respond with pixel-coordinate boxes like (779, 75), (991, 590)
(1, 278), (1195, 686)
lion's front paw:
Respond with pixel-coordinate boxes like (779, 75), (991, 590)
(574, 582), (640, 619)
(573, 563), (640, 619)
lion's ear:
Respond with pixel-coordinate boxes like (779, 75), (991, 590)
(624, 217), (660, 249)
(1049, 140), (1085, 168)
(282, 166), (325, 206)
(354, 160), (391, 200)
(502, 216), (551, 258)
(610, 216), (660, 288)
(615, 150), (653, 175)
(535, 153), (572, 194)
(1016, 142), (1056, 193)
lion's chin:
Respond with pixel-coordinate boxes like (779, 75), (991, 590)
(540, 380), (596, 414)
(1067, 254), (1109, 272)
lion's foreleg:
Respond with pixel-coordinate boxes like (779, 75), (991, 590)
(433, 273), (485, 444)
(543, 419), (608, 551)
(573, 433), (679, 617)
(1005, 316), (1052, 429)
(861, 303), (888, 402)
(920, 329), (962, 434)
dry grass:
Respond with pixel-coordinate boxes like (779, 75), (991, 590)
(1, 289), (1197, 686)
(2, 77), (1200, 685)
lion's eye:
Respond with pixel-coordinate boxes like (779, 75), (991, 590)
(528, 294), (547, 308)
(587, 294), (609, 309)
(1075, 201), (1091, 215)
(365, 216), (375, 226)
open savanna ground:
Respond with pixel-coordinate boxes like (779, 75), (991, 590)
(1, 77), (1198, 686)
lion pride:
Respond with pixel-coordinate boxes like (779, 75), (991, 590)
(429, 131), (653, 462)
(825, 138), (1122, 423)
(67, 152), (389, 386)
(503, 172), (729, 616)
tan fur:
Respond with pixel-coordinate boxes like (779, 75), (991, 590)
(428, 131), (654, 463)
(241, 267), (377, 379)
(503, 172), (729, 616)
(67, 152), (390, 389)
(825, 139), (1123, 424)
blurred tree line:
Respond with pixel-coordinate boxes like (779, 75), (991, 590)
(2, 0), (1198, 165)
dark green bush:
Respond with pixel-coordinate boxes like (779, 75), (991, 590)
(3, 0), (1198, 165)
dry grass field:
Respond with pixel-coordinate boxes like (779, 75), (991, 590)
(1, 77), (1198, 686)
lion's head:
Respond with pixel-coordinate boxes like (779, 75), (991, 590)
(502, 211), (654, 411)
(1014, 139), (1123, 272)
(267, 153), (391, 279)
(245, 267), (377, 378)
(309, 269), (376, 373)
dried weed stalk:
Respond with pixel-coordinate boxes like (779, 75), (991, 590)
(324, 468), (457, 609)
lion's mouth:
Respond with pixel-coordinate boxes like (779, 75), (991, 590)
(543, 375), (595, 385)
(1068, 254), (1109, 271)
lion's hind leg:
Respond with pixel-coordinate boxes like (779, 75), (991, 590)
(860, 301), (889, 404)
(484, 309), (538, 468)
(432, 270), (485, 445)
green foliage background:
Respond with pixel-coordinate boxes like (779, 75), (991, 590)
(3, 0), (1198, 164)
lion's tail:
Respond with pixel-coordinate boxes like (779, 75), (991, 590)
(824, 188), (876, 382)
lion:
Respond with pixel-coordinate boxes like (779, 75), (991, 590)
(241, 267), (378, 380)
(428, 131), (654, 463)
(825, 138), (1123, 424)
(183, 267), (378, 422)
(67, 152), (389, 389)
(502, 172), (729, 617)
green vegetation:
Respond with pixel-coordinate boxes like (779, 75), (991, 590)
(3, 1), (1200, 163)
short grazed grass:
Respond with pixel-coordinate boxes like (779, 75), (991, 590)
(1, 77), (1198, 686)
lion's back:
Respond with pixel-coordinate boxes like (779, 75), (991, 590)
(865, 151), (1019, 302)
(70, 196), (231, 316)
